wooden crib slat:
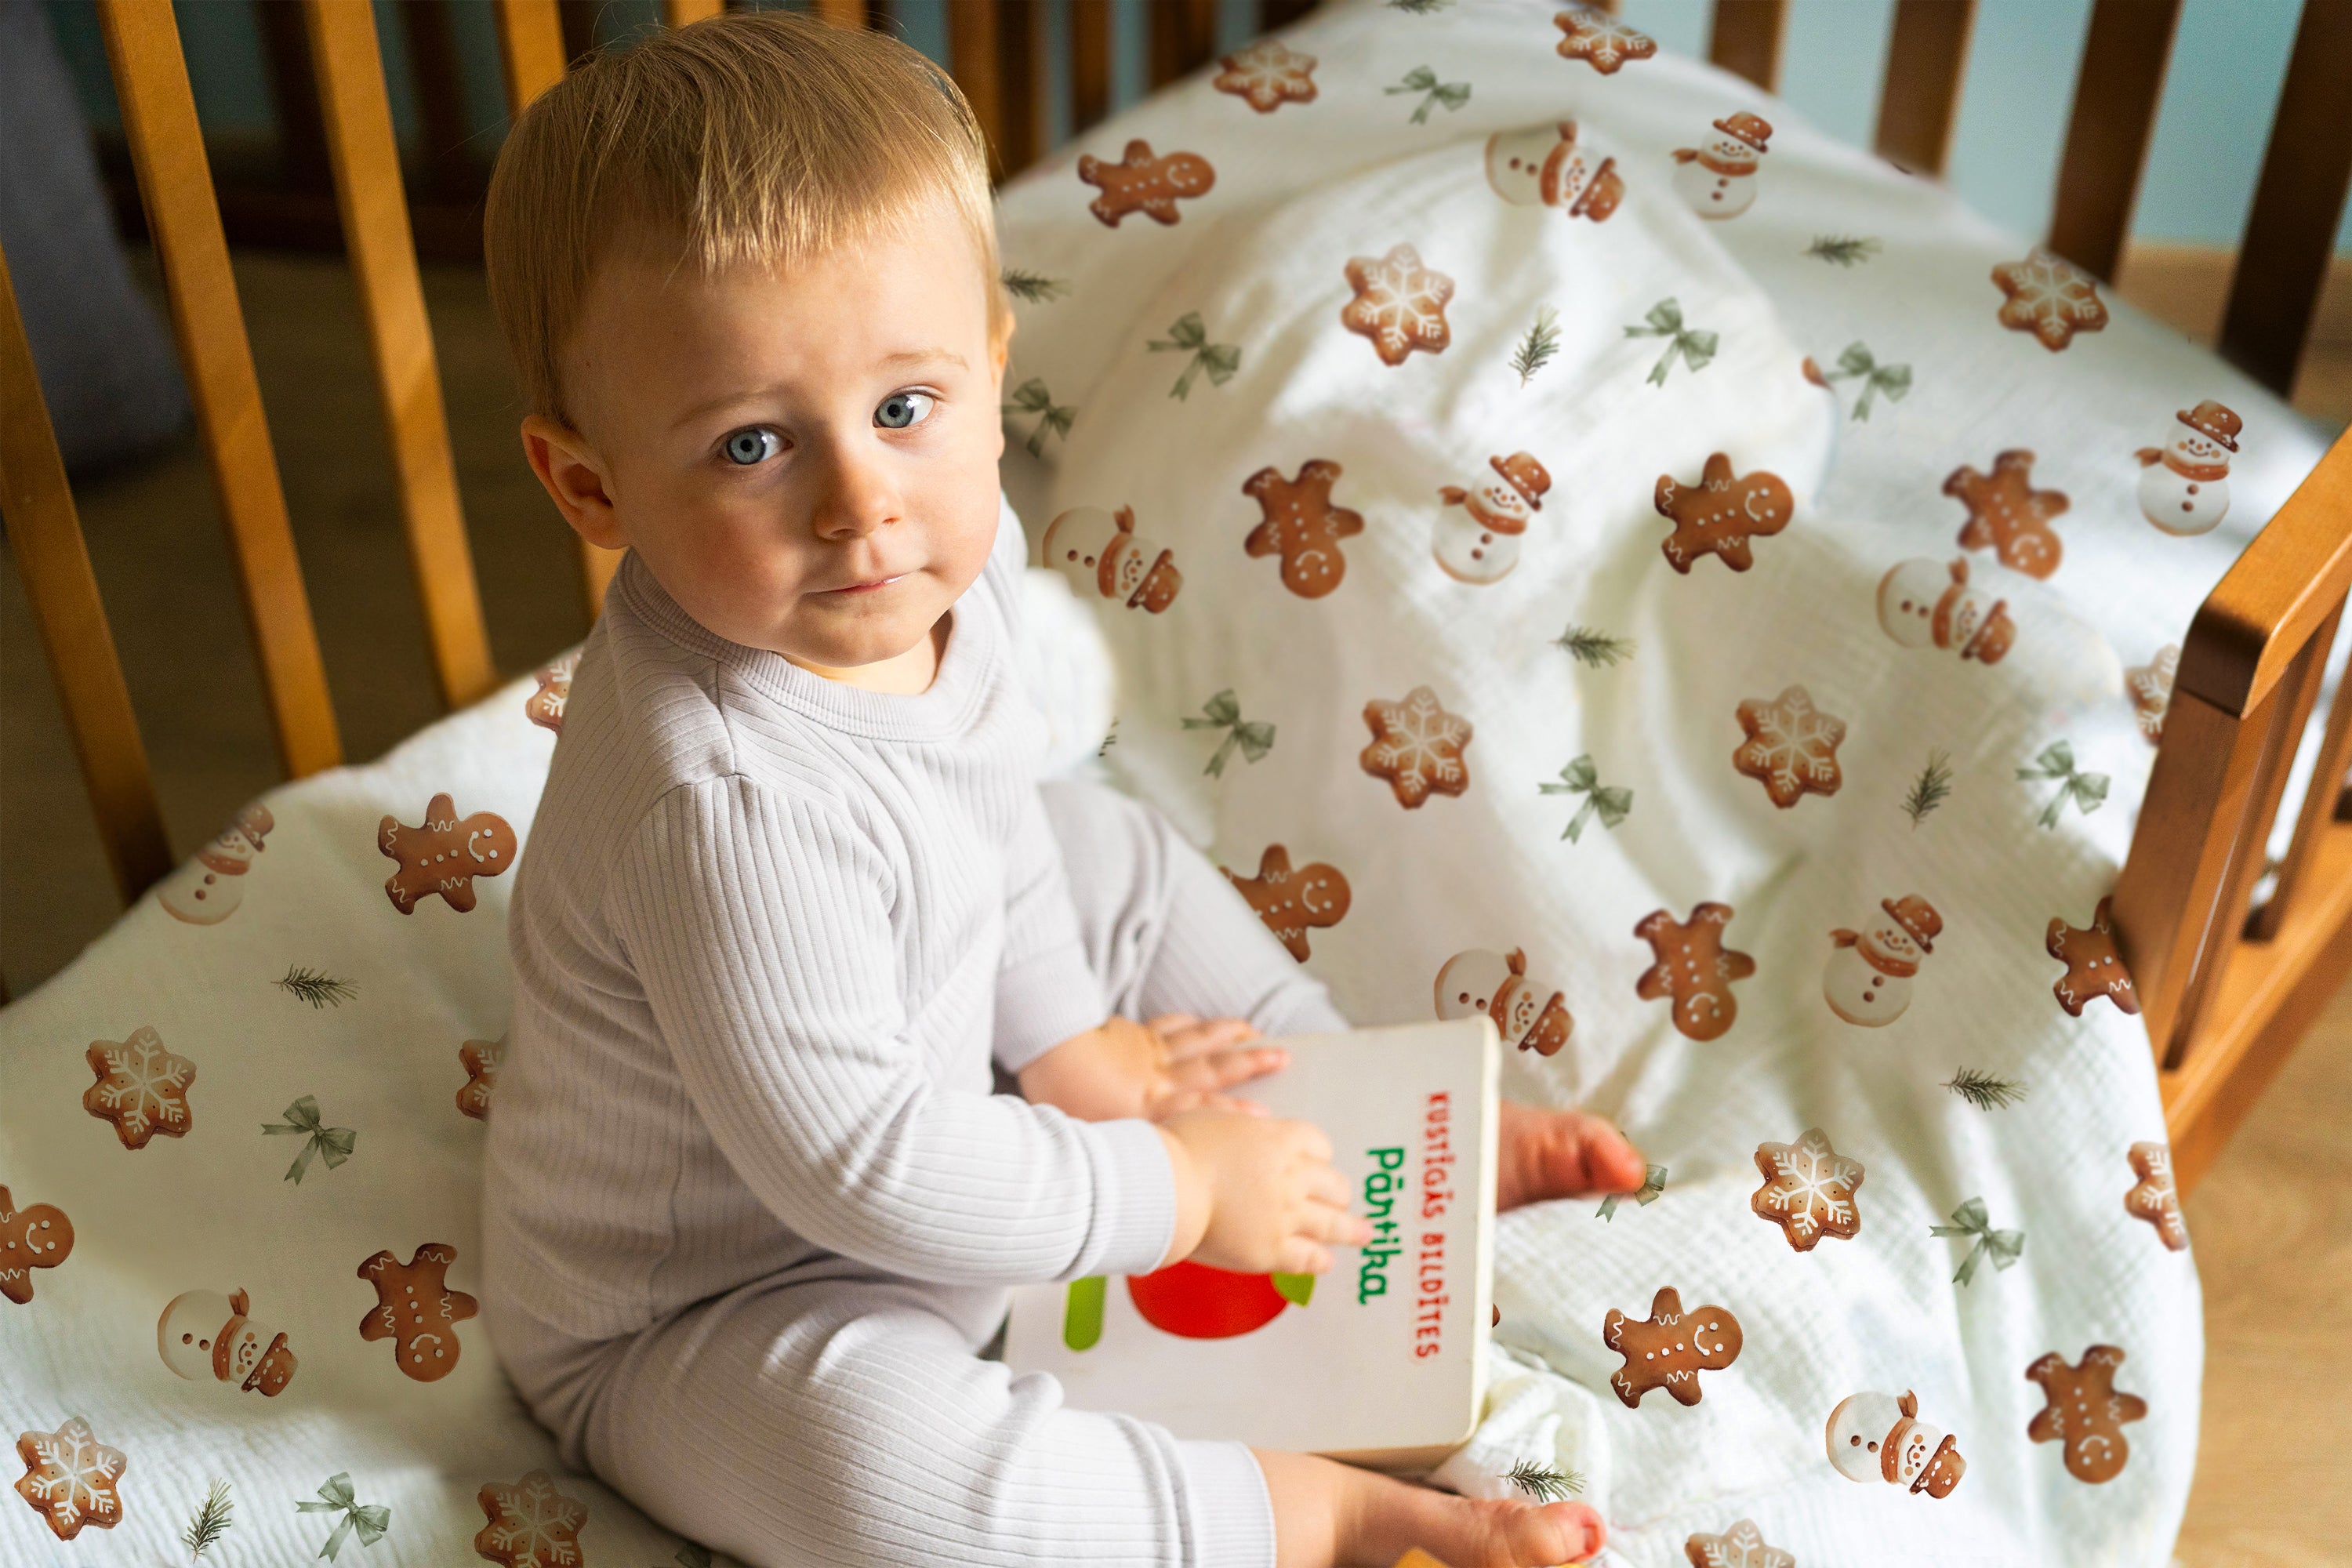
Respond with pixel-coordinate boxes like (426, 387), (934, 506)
(809, 0), (869, 27)
(1072, 0), (1112, 132)
(303, 0), (495, 712)
(96, 0), (342, 779)
(1874, 0), (1976, 178)
(1150, 0), (1218, 89)
(492, 0), (621, 621)
(947, 0), (1006, 178)
(1260, 0), (1319, 28)
(663, 0), (724, 26)
(0, 246), (175, 906)
(2045, 0), (2182, 284)
(2219, 0), (2352, 397)
(1708, 0), (1789, 94)
(2249, 599), (2352, 942)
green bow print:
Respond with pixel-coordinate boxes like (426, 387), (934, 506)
(295, 1473), (389, 1561)
(262, 1095), (355, 1185)
(1625, 298), (1719, 385)
(1181, 689), (1276, 778)
(1386, 65), (1471, 124)
(1824, 341), (1912, 420)
(1538, 755), (1632, 842)
(1147, 313), (1242, 401)
(1598, 1163), (1668, 1222)
(668, 1548), (714, 1568)
(2019, 740), (2110, 829)
(1000, 378), (1074, 458)
(1929, 1197), (2025, 1286)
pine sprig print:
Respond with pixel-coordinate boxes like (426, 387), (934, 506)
(276, 965), (357, 1009)
(1806, 234), (1882, 267)
(1504, 1459), (1584, 1502)
(183, 1479), (234, 1562)
(1388, 0), (1454, 12)
(1554, 624), (1633, 667)
(1000, 267), (1069, 304)
(1902, 748), (1954, 828)
(1511, 307), (1561, 387)
(1944, 1067), (2027, 1111)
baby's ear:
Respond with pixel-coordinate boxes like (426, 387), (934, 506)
(989, 302), (1017, 379)
(521, 414), (628, 552)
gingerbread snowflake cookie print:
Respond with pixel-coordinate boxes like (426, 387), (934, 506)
(1671, 113), (1770, 220)
(158, 1286), (299, 1396)
(1243, 461), (1362, 599)
(357, 1242), (477, 1382)
(457, 1036), (505, 1121)
(2047, 895), (2138, 1016)
(524, 649), (578, 734)
(1878, 557), (2016, 664)
(1486, 122), (1621, 221)
(1946, 449), (2067, 578)
(1435, 453), (1550, 585)
(1341, 244), (1454, 367)
(1360, 686), (1473, 808)
(1827, 1389), (1966, 1497)
(0, 1187), (74, 1305)
(2136, 399), (2241, 536)
(2126, 645), (2179, 744)
(1078, 140), (1214, 227)
(1043, 505), (1183, 612)
(1433, 947), (1573, 1057)
(1213, 38), (1316, 113)
(1824, 895), (1942, 1026)
(1635, 903), (1755, 1041)
(1603, 1286), (1741, 1407)
(2125, 1141), (2188, 1251)
(379, 793), (517, 913)
(83, 1026), (195, 1149)
(1686, 1520), (1793, 1568)
(1223, 845), (1351, 961)
(1653, 453), (1793, 573)
(156, 801), (274, 924)
(13, 1417), (127, 1540)
(1733, 685), (1846, 808)
(1751, 1128), (1864, 1251)
(1992, 249), (2108, 351)
(1553, 6), (1657, 74)
(2027, 1345), (2146, 1483)
(475, 1469), (587, 1568)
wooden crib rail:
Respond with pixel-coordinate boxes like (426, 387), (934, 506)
(2115, 429), (2352, 1189)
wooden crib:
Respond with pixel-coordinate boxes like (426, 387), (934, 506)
(2, 0), (2347, 1210)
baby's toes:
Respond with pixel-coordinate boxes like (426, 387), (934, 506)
(1471, 1497), (1604, 1566)
(1500, 1105), (1648, 1208)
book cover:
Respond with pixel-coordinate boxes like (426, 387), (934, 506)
(1004, 1016), (1500, 1468)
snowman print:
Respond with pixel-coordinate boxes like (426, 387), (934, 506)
(2135, 399), (2241, 536)
(1823, 895), (1941, 1027)
(1434, 452), (1552, 585)
(1671, 112), (1770, 220)
(1483, 121), (1621, 223)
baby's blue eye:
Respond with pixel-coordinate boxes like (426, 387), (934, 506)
(724, 429), (779, 466)
(876, 391), (935, 430)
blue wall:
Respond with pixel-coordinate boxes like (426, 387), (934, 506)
(42, 0), (2352, 251)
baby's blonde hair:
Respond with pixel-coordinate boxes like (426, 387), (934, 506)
(485, 11), (1004, 425)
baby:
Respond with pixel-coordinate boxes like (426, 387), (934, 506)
(478, 16), (1643, 1568)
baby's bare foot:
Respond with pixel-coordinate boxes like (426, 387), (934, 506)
(1496, 1101), (1647, 1212)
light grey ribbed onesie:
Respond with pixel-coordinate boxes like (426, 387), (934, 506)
(481, 502), (1347, 1568)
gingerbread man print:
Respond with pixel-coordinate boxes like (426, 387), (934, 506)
(1078, 140), (1214, 227)
(1653, 453), (1793, 573)
(2026, 1345), (2146, 1483)
(1243, 461), (1363, 599)
(379, 793), (517, 913)
(1603, 1286), (1742, 1407)
(357, 1242), (478, 1382)
(0, 1187), (74, 1305)
(1946, 450), (2067, 579)
(1223, 845), (1351, 961)
(2047, 895), (2138, 1016)
(1635, 903), (1755, 1041)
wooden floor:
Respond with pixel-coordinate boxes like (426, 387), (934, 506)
(2, 247), (2347, 1563)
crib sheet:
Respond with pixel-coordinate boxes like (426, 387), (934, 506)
(992, 2), (2334, 1565)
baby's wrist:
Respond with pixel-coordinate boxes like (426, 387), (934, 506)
(1155, 1123), (1210, 1269)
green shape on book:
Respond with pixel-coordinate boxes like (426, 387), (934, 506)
(1064, 1276), (1107, 1351)
(1272, 1272), (1315, 1308)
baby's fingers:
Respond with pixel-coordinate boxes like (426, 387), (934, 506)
(1153, 1015), (1262, 1061)
(1274, 1237), (1337, 1276)
(1301, 1197), (1373, 1249)
(1301, 1161), (1352, 1210)
(1167, 1044), (1287, 1094)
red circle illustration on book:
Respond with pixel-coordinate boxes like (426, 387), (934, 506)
(1127, 1261), (1308, 1339)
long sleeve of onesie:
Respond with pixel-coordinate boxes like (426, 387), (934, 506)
(607, 773), (1174, 1288)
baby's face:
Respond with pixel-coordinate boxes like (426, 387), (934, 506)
(532, 199), (1006, 684)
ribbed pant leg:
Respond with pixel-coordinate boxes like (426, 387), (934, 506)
(575, 1276), (1276, 1568)
(1040, 779), (1349, 1038)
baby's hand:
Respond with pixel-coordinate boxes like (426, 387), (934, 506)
(1018, 1014), (1285, 1123)
(1156, 1108), (1372, 1276)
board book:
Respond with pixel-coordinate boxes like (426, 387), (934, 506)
(1003, 1016), (1500, 1470)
